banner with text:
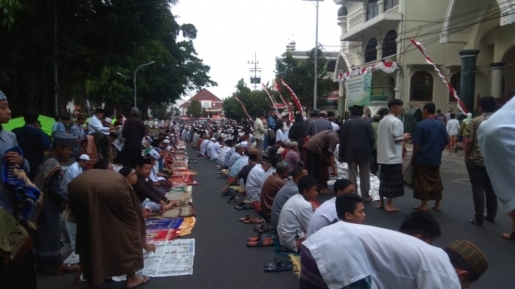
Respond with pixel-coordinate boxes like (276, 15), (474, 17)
(345, 73), (371, 107)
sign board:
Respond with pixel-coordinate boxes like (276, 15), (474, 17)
(370, 87), (388, 101)
(200, 101), (212, 109)
(345, 73), (371, 107)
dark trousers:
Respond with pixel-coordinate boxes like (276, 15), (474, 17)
(466, 162), (497, 224)
(122, 148), (143, 168)
(371, 149), (378, 175)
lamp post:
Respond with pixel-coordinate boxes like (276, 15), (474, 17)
(303, 0), (322, 110)
(117, 60), (155, 108)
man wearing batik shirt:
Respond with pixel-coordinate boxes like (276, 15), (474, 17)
(464, 96), (497, 226)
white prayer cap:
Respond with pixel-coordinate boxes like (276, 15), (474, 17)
(104, 117), (112, 123)
(240, 141), (248, 148)
(79, 154), (90, 161)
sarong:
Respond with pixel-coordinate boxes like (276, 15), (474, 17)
(306, 150), (329, 186)
(413, 164), (443, 200)
(378, 164), (404, 198)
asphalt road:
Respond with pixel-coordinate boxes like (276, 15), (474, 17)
(37, 146), (515, 289)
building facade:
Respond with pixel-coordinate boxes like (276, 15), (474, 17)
(333, 0), (515, 116)
(179, 88), (223, 118)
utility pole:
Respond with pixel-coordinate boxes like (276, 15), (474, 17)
(303, 0), (322, 109)
(54, 2), (59, 116)
(248, 53), (261, 90)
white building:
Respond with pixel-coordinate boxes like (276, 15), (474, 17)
(333, 0), (515, 116)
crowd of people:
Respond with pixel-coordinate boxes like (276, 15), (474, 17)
(1, 84), (514, 288)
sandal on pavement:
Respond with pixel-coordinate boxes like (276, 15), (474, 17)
(257, 224), (273, 234)
(247, 237), (274, 247)
(239, 215), (254, 222)
(124, 275), (151, 289)
(384, 207), (400, 212)
(264, 258), (293, 272)
(244, 217), (264, 224)
(501, 232), (515, 241)
(55, 263), (80, 275)
(235, 203), (254, 210)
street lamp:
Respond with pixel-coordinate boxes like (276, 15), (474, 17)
(117, 60), (155, 107)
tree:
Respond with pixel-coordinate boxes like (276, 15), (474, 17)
(149, 102), (168, 119)
(0, 0), (217, 117)
(223, 79), (272, 120)
(0, 0), (22, 29)
(275, 48), (335, 109)
(186, 99), (202, 118)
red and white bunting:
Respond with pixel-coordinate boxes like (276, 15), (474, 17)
(261, 83), (279, 115)
(233, 95), (253, 121)
(409, 39), (469, 114)
(338, 61), (398, 82)
(273, 79), (294, 121)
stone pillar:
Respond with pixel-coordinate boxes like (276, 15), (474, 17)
(459, 50), (480, 113)
(376, 43), (383, 61)
(490, 62), (505, 99)
(338, 81), (345, 117)
(378, 0), (385, 14)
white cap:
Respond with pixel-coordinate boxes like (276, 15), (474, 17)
(163, 139), (170, 144)
(148, 149), (161, 160)
(79, 154), (90, 161)
(210, 137), (216, 141)
(240, 141), (248, 148)
(104, 117), (112, 123)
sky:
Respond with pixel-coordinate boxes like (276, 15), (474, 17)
(172, 0), (341, 101)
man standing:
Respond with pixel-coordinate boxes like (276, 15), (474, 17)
(12, 108), (52, 180)
(338, 105), (375, 202)
(121, 107), (146, 168)
(306, 111), (333, 137)
(377, 99), (411, 212)
(327, 111), (340, 131)
(70, 113), (87, 158)
(33, 133), (79, 274)
(289, 113), (309, 147)
(254, 114), (266, 152)
(411, 103), (449, 211)
(0, 90), (37, 288)
(436, 109), (447, 126)
(477, 96), (515, 241)
(464, 96), (497, 226)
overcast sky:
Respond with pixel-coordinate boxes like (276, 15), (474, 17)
(172, 0), (341, 101)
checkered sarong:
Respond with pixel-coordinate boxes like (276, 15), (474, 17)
(378, 164), (404, 198)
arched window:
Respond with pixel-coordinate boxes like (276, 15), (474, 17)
(367, 0), (379, 20)
(382, 30), (397, 58)
(327, 60), (336, 72)
(384, 0), (399, 11)
(410, 71), (433, 101)
(365, 38), (378, 63)
(449, 73), (460, 102)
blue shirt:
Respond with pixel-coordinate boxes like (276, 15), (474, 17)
(412, 118), (449, 166)
(268, 116), (276, 129)
(52, 121), (66, 134)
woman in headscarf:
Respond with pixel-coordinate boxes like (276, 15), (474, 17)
(69, 168), (155, 289)
(459, 113), (473, 150)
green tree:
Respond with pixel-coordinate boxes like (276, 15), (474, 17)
(149, 102), (168, 119)
(187, 99), (202, 118)
(275, 48), (334, 109)
(0, 0), (22, 29)
(223, 79), (271, 120)
(0, 0), (216, 117)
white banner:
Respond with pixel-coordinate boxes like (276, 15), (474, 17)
(345, 73), (371, 107)
(200, 101), (212, 108)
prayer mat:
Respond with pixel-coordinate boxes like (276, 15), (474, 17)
(289, 254), (301, 277)
(177, 217), (196, 237)
(146, 218), (184, 242)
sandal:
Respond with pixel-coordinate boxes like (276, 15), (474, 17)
(254, 223), (265, 231)
(235, 203), (254, 210)
(55, 263), (80, 275)
(247, 237), (274, 247)
(501, 232), (515, 241)
(257, 224), (273, 233)
(239, 215), (254, 222)
(264, 258), (293, 272)
(244, 217), (264, 224)
(248, 233), (275, 242)
(385, 207), (400, 212)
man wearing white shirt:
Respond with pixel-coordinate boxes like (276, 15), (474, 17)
(217, 140), (232, 167)
(306, 178), (355, 237)
(478, 96), (515, 241)
(199, 137), (210, 156)
(207, 137), (222, 161)
(88, 108), (111, 159)
(446, 113), (460, 152)
(301, 221), (488, 289)
(245, 157), (273, 210)
(65, 154), (90, 185)
(253, 114), (267, 152)
(277, 176), (318, 252)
